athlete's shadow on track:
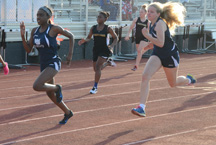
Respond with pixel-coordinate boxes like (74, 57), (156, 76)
(169, 91), (216, 113)
(63, 72), (133, 90)
(197, 73), (216, 83)
(0, 124), (62, 144)
(94, 130), (134, 145)
(65, 72), (133, 101)
(123, 136), (157, 145)
(0, 102), (55, 124)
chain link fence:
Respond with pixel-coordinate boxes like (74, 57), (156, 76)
(0, 0), (48, 24)
(0, 0), (216, 24)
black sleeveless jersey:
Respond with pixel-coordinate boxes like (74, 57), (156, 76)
(92, 24), (109, 52)
(135, 17), (148, 40)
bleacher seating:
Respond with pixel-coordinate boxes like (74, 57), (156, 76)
(50, 0), (102, 22)
(1, 0), (216, 42)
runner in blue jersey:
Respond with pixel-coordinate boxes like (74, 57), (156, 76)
(20, 6), (74, 124)
(131, 2), (197, 117)
(78, 11), (118, 94)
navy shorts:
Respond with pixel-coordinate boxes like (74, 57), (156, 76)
(40, 59), (61, 72)
(156, 51), (180, 68)
(93, 50), (112, 62)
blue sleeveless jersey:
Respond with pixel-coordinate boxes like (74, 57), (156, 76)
(149, 18), (178, 59)
(33, 24), (60, 65)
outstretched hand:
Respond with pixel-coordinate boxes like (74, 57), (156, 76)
(20, 21), (25, 37)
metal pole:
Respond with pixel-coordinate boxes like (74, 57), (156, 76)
(48, 0), (50, 7)
(4, 0), (7, 25)
(203, 0), (206, 22)
(86, 0), (88, 22)
(119, 0), (122, 25)
(80, 0), (82, 21)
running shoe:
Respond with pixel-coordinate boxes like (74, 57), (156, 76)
(131, 65), (137, 71)
(90, 87), (97, 94)
(3, 62), (9, 75)
(186, 74), (196, 84)
(56, 84), (63, 103)
(107, 58), (117, 67)
(131, 106), (146, 117)
(59, 110), (73, 124)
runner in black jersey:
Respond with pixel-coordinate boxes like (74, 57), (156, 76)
(78, 11), (118, 94)
(125, 5), (152, 71)
(20, 6), (74, 124)
(131, 2), (196, 117)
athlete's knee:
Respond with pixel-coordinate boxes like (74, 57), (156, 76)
(169, 82), (176, 88)
(141, 74), (151, 83)
(95, 64), (102, 71)
(137, 49), (142, 54)
(33, 82), (42, 91)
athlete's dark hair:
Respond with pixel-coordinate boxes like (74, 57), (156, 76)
(100, 11), (110, 19)
(39, 6), (53, 17)
(39, 6), (53, 24)
(141, 4), (147, 12)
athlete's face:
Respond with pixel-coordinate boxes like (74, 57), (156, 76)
(37, 10), (49, 25)
(139, 9), (146, 18)
(97, 13), (106, 24)
(147, 6), (160, 22)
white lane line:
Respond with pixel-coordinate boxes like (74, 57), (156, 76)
(0, 71), (211, 98)
(124, 125), (216, 145)
(123, 129), (198, 145)
(0, 91), (213, 126)
(2, 104), (216, 145)
(0, 87), (166, 111)
(0, 56), (215, 80)
(0, 78), (213, 111)
(0, 60), (216, 84)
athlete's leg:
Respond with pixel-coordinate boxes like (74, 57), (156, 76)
(33, 67), (59, 92)
(135, 41), (149, 68)
(95, 56), (107, 83)
(0, 55), (6, 66)
(93, 61), (96, 72)
(0, 55), (9, 75)
(46, 78), (71, 114)
(140, 55), (162, 104)
(135, 44), (139, 53)
(132, 55), (162, 116)
(163, 66), (190, 87)
(90, 57), (107, 94)
(101, 60), (109, 70)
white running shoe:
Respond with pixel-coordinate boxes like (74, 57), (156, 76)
(90, 87), (97, 94)
(107, 58), (116, 67)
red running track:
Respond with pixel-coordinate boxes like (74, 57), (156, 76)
(0, 53), (216, 145)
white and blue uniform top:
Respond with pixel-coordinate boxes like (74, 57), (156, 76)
(33, 24), (61, 71)
(150, 18), (178, 59)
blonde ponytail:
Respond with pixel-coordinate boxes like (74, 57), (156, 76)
(149, 2), (186, 35)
